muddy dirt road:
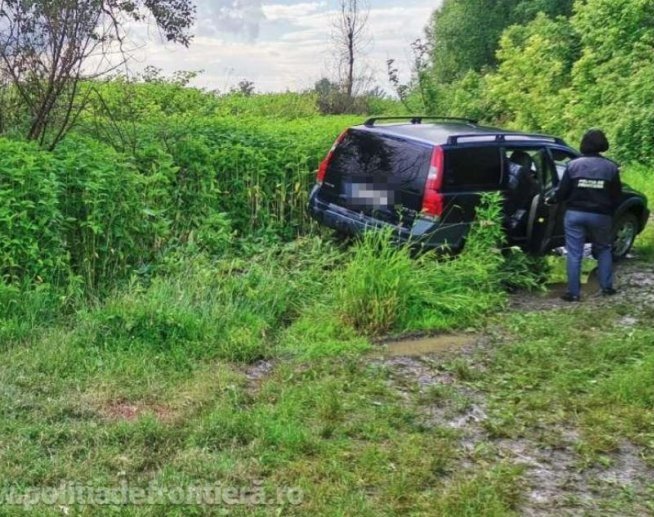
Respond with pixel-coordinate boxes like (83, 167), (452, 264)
(374, 257), (654, 515)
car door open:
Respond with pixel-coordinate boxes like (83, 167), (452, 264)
(526, 148), (564, 253)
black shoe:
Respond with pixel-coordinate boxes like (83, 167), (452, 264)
(561, 293), (581, 302)
(601, 288), (618, 297)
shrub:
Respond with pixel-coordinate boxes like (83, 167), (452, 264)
(336, 194), (508, 336)
(0, 139), (68, 284)
(54, 137), (168, 291)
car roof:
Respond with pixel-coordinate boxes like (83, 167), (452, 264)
(352, 121), (567, 147)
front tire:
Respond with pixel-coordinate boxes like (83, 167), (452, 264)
(612, 212), (639, 260)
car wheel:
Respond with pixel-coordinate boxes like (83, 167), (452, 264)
(612, 212), (639, 260)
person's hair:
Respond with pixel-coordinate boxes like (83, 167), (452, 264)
(580, 129), (609, 155)
(509, 150), (533, 169)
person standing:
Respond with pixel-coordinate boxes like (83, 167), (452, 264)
(550, 129), (623, 302)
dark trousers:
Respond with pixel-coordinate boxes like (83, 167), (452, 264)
(564, 210), (613, 297)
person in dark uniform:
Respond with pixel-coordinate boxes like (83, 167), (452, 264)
(549, 129), (623, 302)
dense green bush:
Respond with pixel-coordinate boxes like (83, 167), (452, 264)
(54, 137), (169, 290)
(0, 139), (68, 284)
(416, 0), (654, 165)
(127, 115), (359, 238)
(0, 107), (360, 291)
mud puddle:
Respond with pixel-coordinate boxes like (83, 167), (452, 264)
(375, 334), (478, 357)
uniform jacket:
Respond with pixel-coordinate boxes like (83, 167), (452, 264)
(553, 155), (622, 215)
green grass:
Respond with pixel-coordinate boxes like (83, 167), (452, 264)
(2, 264), (653, 514)
(1, 178), (652, 514)
(0, 198), (530, 515)
(6, 284), (653, 514)
(0, 330), (527, 515)
(478, 303), (654, 459)
(623, 164), (654, 260)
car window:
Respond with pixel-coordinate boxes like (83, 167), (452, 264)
(329, 131), (432, 194)
(503, 147), (554, 190)
(550, 148), (577, 182)
(444, 146), (501, 190)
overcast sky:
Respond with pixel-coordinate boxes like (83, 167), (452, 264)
(130, 1), (440, 93)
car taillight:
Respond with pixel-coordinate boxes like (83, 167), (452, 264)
(317, 130), (348, 185)
(422, 146), (445, 218)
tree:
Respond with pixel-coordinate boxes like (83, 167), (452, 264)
(485, 14), (579, 135)
(332, 0), (369, 98)
(426, 0), (574, 84)
(314, 77), (340, 98)
(232, 79), (255, 96)
(0, 0), (196, 149)
(569, 0), (654, 162)
(313, 76), (348, 114)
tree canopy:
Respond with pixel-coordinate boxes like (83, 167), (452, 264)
(418, 0), (654, 163)
(427, 0), (574, 83)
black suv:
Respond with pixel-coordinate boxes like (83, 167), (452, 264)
(308, 117), (650, 258)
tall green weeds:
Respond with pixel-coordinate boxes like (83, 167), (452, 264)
(335, 193), (508, 336)
(17, 194), (531, 364)
(0, 140), (67, 284)
(0, 115), (357, 293)
(623, 165), (654, 260)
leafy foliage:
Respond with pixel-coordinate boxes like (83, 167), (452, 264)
(485, 14), (579, 134)
(0, 140), (67, 284)
(569, 0), (654, 162)
(420, 0), (654, 164)
(0, 102), (360, 291)
(427, 0), (574, 83)
(0, 0), (196, 148)
(55, 137), (168, 289)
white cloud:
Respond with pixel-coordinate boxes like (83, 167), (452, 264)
(196, 0), (265, 41)
(131, 1), (441, 93)
(263, 2), (326, 21)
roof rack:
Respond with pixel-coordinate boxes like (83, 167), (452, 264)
(363, 116), (478, 127)
(447, 132), (566, 146)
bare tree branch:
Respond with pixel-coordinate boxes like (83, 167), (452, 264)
(0, 0), (196, 147)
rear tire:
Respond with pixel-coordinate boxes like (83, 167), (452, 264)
(612, 212), (639, 261)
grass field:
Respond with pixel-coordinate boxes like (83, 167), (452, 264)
(0, 191), (652, 515)
(0, 100), (652, 513)
(1, 268), (652, 515)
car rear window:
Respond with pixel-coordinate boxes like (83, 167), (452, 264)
(327, 130), (432, 195)
(443, 146), (502, 190)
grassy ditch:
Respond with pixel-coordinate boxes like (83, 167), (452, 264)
(0, 195), (536, 514)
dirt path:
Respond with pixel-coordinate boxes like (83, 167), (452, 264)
(374, 257), (654, 515)
(510, 256), (654, 313)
